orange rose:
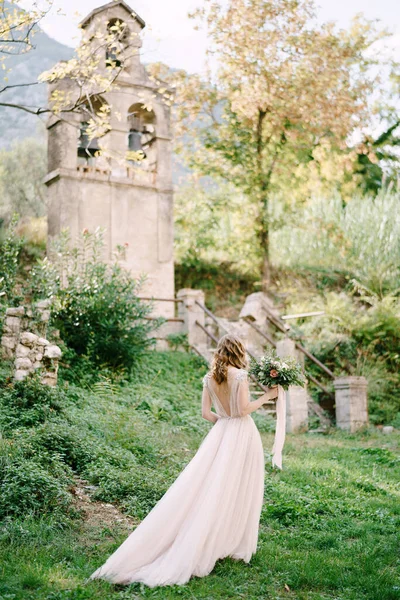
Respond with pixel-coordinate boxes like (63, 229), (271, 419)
(270, 369), (279, 378)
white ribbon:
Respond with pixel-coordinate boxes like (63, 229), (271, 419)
(271, 384), (286, 469)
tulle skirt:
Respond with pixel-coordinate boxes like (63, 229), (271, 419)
(90, 414), (265, 587)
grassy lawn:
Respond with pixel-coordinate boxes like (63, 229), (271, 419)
(0, 352), (399, 600)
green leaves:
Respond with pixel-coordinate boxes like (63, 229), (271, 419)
(26, 228), (157, 373)
(0, 214), (24, 306)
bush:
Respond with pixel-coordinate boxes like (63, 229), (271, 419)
(0, 455), (72, 519)
(0, 375), (67, 433)
(293, 292), (400, 424)
(22, 421), (99, 473)
(0, 214), (24, 310)
(27, 228), (160, 372)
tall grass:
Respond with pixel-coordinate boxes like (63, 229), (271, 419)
(271, 191), (400, 297)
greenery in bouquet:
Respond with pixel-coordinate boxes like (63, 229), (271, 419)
(249, 351), (307, 390)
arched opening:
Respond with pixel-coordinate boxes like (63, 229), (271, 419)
(77, 96), (109, 168)
(106, 18), (130, 68)
(127, 103), (156, 169)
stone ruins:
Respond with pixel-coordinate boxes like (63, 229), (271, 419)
(1, 302), (62, 386)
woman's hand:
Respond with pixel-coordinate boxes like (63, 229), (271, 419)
(259, 386), (278, 404)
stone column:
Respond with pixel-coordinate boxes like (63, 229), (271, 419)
(333, 376), (368, 432)
(276, 337), (308, 433)
(177, 289), (208, 350)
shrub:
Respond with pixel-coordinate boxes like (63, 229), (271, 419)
(0, 374), (66, 432)
(0, 214), (24, 310)
(22, 421), (99, 473)
(27, 228), (161, 372)
(88, 461), (169, 520)
(0, 456), (72, 519)
(295, 292), (400, 424)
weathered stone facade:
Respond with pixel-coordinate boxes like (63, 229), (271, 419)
(45, 1), (174, 316)
(1, 302), (62, 386)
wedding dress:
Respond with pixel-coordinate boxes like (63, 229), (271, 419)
(89, 368), (286, 588)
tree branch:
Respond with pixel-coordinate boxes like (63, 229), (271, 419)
(0, 81), (40, 95)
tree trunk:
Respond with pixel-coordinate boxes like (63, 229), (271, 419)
(255, 111), (286, 292)
(255, 109), (270, 291)
(260, 221), (270, 290)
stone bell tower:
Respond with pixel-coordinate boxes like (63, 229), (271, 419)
(44, 1), (174, 315)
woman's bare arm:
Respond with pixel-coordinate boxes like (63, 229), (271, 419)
(238, 379), (278, 416)
(201, 385), (220, 423)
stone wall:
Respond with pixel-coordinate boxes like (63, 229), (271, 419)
(1, 301), (62, 386)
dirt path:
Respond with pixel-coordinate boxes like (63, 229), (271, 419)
(70, 477), (136, 537)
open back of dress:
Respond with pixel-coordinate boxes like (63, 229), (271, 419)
(204, 367), (248, 418)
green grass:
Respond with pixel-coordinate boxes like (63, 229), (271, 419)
(0, 351), (399, 600)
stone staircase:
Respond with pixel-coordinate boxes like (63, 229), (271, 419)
(147, 288), (369, 433)
(187, 291), (335, 432)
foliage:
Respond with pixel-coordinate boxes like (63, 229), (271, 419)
(272, 191), (400, 297)
(0, 373), (66, 433)
(0, 0), (50, 62)
(0, 213), (24, 308)
(284, 290), (400, 424)
(0, 454), (73, 519)
(155, 0), (394, 283)
(0, 367), (77, 520)
(27, 228), (159, 371)
(0, 139), (47, 220)
(175, 257), (258, 317)
(174, 182), (260, 276)
(250, 351), (306, 390)
(166, 332), (190, 352)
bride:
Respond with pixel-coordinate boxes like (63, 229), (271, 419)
(90, 333), (283, 588)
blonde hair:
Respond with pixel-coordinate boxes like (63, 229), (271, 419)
(211, 333), (248, 384)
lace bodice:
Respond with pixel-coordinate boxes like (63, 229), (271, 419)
(203, 368), (249, 419)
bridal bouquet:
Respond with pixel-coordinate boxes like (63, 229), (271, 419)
(249, 351), (306, 390)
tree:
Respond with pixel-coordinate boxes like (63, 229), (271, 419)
(165, 0), (391, 288)
(0, 138), (47, 220)
(0, 1), (147, 149)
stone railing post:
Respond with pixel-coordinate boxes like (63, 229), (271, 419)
(333, 376), (368, 432)
(276, 337), (308, 433)
(176, 289), (208, 350)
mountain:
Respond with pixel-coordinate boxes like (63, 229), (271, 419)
(0, 3), (73, 147)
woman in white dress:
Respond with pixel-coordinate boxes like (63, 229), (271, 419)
(90, 333), (280, 588)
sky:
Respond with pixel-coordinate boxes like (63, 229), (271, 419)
(19, 0), (400, 73)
